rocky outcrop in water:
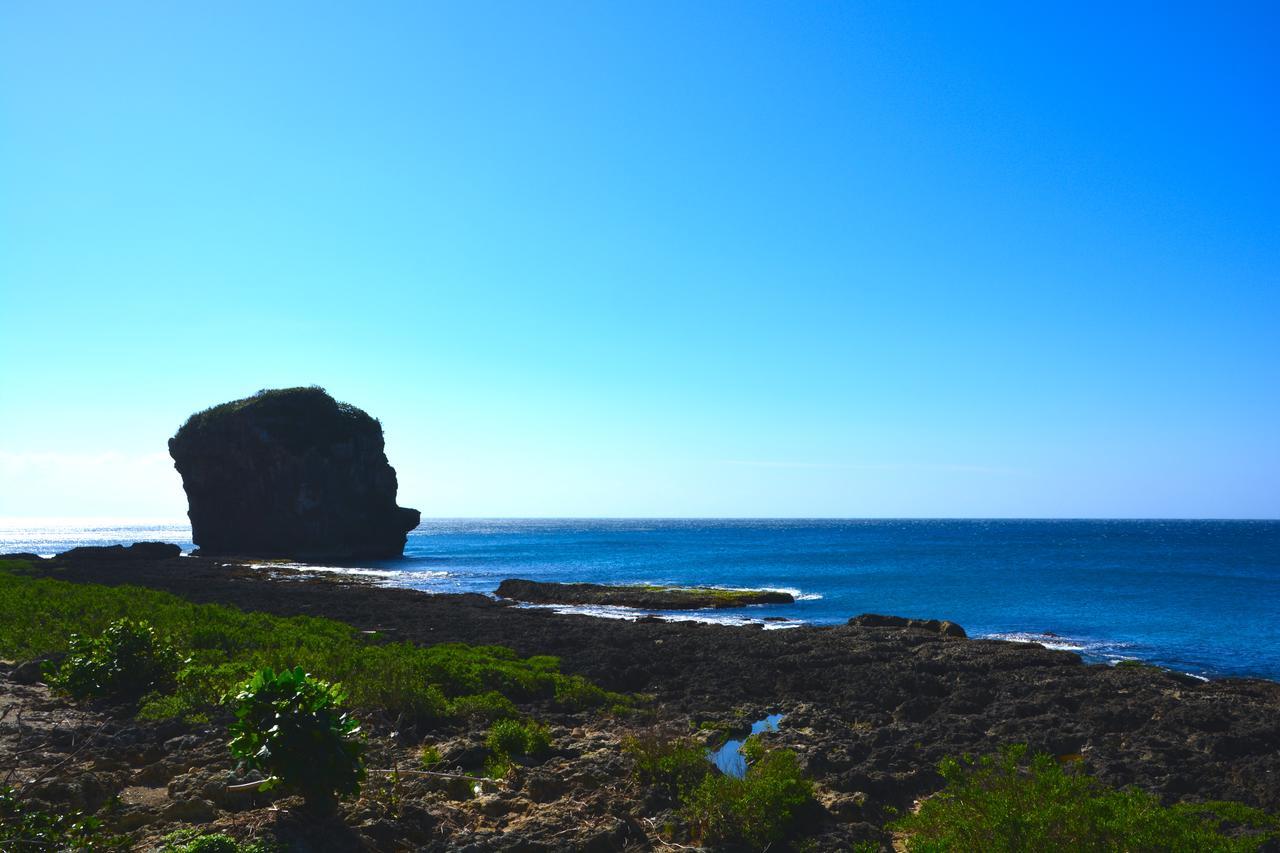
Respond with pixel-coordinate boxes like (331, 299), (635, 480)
(496, 578), (794, 609)
(57, 543), (183, 561)
(168, 387), (420, 559)
(848, 612), (968, 637)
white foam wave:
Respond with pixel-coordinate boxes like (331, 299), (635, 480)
(688, 584), (823, 602)
(983, 631), (1097, 653)
(515, 602), (805, 629)
(249, 562), (445, 581)
(983, 630), (1154, 665)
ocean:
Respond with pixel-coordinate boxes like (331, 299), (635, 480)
(3, 518), (1277, 681)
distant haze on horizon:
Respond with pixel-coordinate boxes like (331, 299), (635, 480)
(2, 3), (1277, 520)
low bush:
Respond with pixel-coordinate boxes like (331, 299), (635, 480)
(228, 667), (366, 812)
(623, 731), (712, 799)
(46, 618), (181, 703)
(487, 718), (552, 760)
(419, 744), (442, 769)
(447, 690), (519, 723)
(683, 748), (813, 849)
(892, 744), (1280, 852)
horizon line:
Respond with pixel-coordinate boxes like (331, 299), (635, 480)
(2, 515), (1277, 525)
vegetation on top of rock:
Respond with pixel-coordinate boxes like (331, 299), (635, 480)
(892, 744), (1280, 852)
(174, 386), (377, 446)
(0, 560), (627, 725)
(228, 666), (366, 812)
(46, 617), (182, 703)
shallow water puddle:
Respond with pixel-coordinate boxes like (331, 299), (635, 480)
(708, 713), (784, 778)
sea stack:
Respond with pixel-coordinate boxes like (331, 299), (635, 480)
(169, 387), (420, 559)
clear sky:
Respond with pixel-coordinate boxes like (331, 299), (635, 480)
(1, 2), (1277, 519)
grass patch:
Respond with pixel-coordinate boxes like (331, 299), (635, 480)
(892, 744), (1280, 852)
(0, 561), (625, 722)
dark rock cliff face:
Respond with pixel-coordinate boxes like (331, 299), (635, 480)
(168, 387), (420, 559)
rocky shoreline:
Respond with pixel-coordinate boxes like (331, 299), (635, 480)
(4, 550), (1280, 850)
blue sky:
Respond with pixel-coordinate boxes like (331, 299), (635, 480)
(1, 2), (1277, 519)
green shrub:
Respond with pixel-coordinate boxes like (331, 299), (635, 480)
(448, 691), (519, 722)
(228, 667), (366, 812)
(892, 745), (1280, 852)
(419, 744), (442, 769)
(46, 618), (181, 703)
(0, 785), (127, 850)
(623, 732), (711, 799)
(683, 748), (813, 849)
(487, 718), (552, 760)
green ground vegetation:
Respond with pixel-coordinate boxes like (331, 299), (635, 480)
(0, 559), (626, 724)
(892, 745), (1280, 852)
(0, 786), (128, 850)
(158, 824), (282, 845)
(157, 829), (281, 853)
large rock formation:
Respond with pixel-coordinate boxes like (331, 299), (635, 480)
(169, 387), (420, 559)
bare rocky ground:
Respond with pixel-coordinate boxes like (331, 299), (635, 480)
(1, 674), (670, 851)
(4, 553), (1280, 850)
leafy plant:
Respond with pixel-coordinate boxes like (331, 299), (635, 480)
(683, 747), (813, 849)
(892, 744), (1280, 852)
(227, 667), (366, 812)
(0, 785), (128, 850)
(46, 617), (181, 703)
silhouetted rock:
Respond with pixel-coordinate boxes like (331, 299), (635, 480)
(496, 578), (794, 609)
(168, 387), (420, 559)
(57, 542), (182, 561)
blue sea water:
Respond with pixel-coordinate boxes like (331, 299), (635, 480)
(2, 518), (1277, 681)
